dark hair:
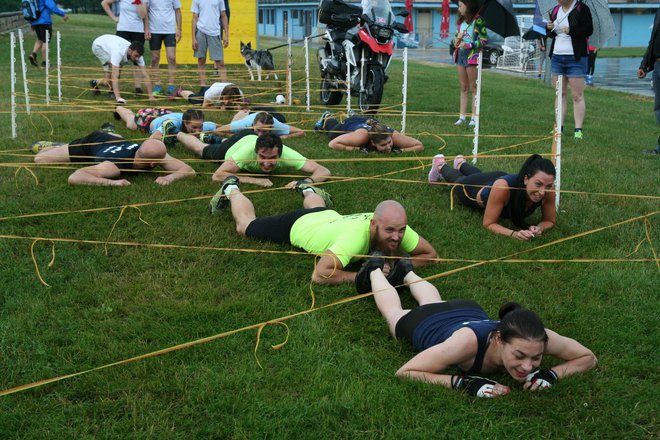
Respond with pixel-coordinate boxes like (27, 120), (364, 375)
(253, 111), (275, 126)
(181, 109), (205, 133)
(255, 133), (283, 155)
(220, 86), (243, 110)
(457, 0), (479, 25)
(497, 302), (548, 345)
(129, 41), (144, 56)
(508, 154), (556, 228)
(365, 118), (392, 145)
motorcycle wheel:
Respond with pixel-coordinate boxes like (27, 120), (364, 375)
(358, 65), (384, 114)
(320, 75), (343, 106)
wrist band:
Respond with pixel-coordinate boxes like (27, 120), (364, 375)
(510, 230), (515, 237)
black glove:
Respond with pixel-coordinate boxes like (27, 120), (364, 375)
(452, 374), (498, 398)
(525, 369), (558, 389)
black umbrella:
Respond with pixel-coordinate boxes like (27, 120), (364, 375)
(453, 0), (520, 38)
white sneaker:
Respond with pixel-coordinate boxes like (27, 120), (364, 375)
(468, 118), (476, 127)
(454, 118), (466, 126)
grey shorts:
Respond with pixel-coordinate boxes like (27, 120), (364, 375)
(194, 31), (224, 61)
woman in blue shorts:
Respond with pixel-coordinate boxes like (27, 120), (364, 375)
(428, 153), (556, 240)
(546, 0), (593, 139)
(356, 259), (597, 398)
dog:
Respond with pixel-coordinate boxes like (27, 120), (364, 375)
(240, 42), (278, 81)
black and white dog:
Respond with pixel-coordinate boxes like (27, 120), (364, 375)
(240, 41), (278, 81)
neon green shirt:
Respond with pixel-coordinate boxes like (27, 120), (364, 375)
(290, 210), (421, 267)
(225, 134), (307, 173)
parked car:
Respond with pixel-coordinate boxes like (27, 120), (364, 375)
(483, 32), (505, 66)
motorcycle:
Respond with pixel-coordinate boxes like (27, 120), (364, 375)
(317, 0), (410, 113)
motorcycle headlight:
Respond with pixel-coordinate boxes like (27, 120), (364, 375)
(371, 25), (393, 43)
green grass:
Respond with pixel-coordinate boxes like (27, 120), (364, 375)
(598, 47), (646, 58)
(0, 14), (658, 439)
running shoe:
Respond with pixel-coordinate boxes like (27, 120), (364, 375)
(453, 154), (466, 170)
(134, 87), (143, 95)
(574, 129), (583, 140)
(355, 251), (386, 294)
(642, 146), (660, 155)
(209, 175), (240, 215)
(89, 79), (100, 96)
(30, 141), (55, 154)
(169, 86), (183, 100)
(294, 182), (334, 208)
(28, 53), (38, 67)
(152, 85), (163, 96)
(161, 120), (179, 147)
(100, 122), (116, 133)
(454, 118), (466, 126)
(427, 154), (445, 183)
(314, 111), (333, 132)
(200, 133), (224, 144)
(468, 118), (476, 127)
(166, 85), (177, 95)
(386, 254), (414, 287)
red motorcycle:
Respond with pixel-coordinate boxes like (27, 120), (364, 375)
(317, 0), (409, 113)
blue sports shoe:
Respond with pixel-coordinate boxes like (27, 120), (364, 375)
(153, 84), (163, 96)
(161, 119), (179, 147)
(314, 111), (332, 132)
(166, 85), (176, 95)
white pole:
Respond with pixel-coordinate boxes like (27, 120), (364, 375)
(554, 75), (563, 210)
(57, 31), (62, 102)
(11, 32), (17, 139)
(287, 37), (293, 105)
(401, 47), (408, 133)
(45, 30), (50, 105)
(471, 52), (483, 164)
(346, 62), (351, 113)
(304, 37), (310, 112)
(17, 28), (30, 115)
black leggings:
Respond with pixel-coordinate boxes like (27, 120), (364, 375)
(323, 118), (344, 140)
(440, 163), (505, 209)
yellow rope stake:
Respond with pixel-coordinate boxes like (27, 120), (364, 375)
(30, 239), (55, 287)
(104, 206), (152, 256)
(643, 218), (659, 272)
(254, 322), (290, 370)
(14, 166), (39, 187)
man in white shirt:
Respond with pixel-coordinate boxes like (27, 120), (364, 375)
(101, 0), (148, 95)
(191, 0), (230, 85)
(145, 0), (182, 96)
(90, 34), (154, 104)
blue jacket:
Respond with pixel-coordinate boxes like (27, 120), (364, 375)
(32, 0), (67, 26)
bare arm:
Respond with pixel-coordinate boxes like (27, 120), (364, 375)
(220, 11), (229, 47)
(136, 0), (147, 19)
(212, 159), (273, 186)
(101, 0), (119, 22)
(111, 65), (122, 100)
(154, 154), (196, 186)
(300, 159), (331, 183)
(191, 13), (199, 50)
(139, 66), (154, 99)
(175, 8), (182, 42)
(311, 252), (357, 284)
(281, 125), (305, 139)
(144, 3), (151, 39)
(68, 161), (130, 186)
(391, 132), (423, 152)
(328, 129), (369, 151)
(409, 236), (437, 267)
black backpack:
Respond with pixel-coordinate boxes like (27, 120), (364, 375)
(21, 0), (41, 22)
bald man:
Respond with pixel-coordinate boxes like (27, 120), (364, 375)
(32, 130), (194, 186)
(209, 175), (437, 284)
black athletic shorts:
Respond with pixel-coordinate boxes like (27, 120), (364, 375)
(202, 129), (256, 161)
(394, 299), (484, 342)
(245, 207), (328, 245)
(116, 30), (145, 44)
(149, 33), (177, 50)
(33, 24), (53, 43)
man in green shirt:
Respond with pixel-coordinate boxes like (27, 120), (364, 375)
(209, 177), (437, 285)
(176, 130), (331, 186)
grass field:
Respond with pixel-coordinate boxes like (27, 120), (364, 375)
(0, 14), (658, 439)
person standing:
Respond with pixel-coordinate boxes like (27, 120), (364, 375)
(28, 0), (69, 67)
(637, 8), (660, 155)
(101, 0), (148, 95)
(452, 0), (488, 127)
(546, 0), (593, 140)
(144, 0), (182, 96)
(191, 0), (230, 85)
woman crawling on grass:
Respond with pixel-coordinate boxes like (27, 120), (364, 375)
(428, 153), (556, 240)
(313, 111), (423, 154)
(355, 257), (597, 397)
